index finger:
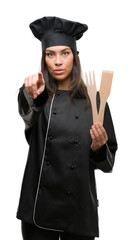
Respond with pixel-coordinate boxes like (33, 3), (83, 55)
(38, 72), (43, 82)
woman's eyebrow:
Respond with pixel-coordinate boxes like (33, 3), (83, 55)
(61, 48), (71, 52)
(45, 50), (55, 53)
(46, 48), (71, 53)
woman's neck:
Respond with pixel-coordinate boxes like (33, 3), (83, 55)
(57, 76), (72, 90)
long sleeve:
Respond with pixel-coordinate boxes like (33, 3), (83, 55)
(18, 84), (48, 142)
(90, 102), (118, 173)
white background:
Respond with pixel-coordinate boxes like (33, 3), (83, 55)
(0, 0), (134, 239)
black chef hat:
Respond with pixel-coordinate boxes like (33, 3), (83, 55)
(29, 16), (88, 52)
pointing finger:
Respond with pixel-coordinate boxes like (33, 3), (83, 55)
(38, 72), (43, 82)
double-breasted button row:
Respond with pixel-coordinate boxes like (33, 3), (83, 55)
(53, 112), (79, 118)
(45, 162), (76, 170)
(51, 103), (79, 119)
(53, 110), (78, 117)
(49, 135), (79, 146)
(41, 185), (72, 200)
(41, 185), (72, 196)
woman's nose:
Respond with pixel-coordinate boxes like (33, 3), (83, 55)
(55, 55), (62, 65)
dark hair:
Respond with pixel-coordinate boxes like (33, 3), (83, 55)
(41, 49), (90, 108)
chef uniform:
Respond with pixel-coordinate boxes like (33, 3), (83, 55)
(17, 16), (118, 240)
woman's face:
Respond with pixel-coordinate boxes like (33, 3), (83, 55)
(45, 46), (74, 89)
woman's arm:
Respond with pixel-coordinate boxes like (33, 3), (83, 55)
(90, 103), (118, 172)
(18, 72), (48, 141)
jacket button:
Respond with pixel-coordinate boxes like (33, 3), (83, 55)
(56, 92), (60, 96)
(74, 138), (78, 144)
(71, 164), (74, 170)
(75, 114), (79, 119)
(46, 161), (50, 166)
(66, 189), (71, 195)
(53, 111), (57, 115)
(42, 186), (46, 191)
(49, 136), (53, 140)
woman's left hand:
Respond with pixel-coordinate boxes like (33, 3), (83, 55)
(90, 122), (108, 151)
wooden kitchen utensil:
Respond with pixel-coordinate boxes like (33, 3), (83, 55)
(85, 71), (98, 124)
(97, 70), (113, 124)
(85, 70), (114, 125)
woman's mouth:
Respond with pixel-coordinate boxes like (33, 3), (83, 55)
(54, 69), (65, 74)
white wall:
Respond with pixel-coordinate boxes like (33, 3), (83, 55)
(0, 0), (133, 239)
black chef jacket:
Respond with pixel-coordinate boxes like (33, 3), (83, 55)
(16, 85), (118, 237)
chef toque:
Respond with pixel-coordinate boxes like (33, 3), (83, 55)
(29, 16), (88, 52)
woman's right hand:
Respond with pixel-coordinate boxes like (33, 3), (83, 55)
(24, 72), (45, 99)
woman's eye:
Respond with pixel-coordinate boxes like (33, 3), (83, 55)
(63, 52), (69, 56)
(46, 53), (54, 57)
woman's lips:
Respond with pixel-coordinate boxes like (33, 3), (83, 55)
(54, 69), (65, 74)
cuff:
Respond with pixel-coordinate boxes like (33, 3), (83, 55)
(23, 86), (48, 108)
(90, 143), (107, 162)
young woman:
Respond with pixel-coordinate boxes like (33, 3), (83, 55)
(17, 16), (118, 240)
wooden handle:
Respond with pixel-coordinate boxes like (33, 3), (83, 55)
(91, 101), (98, 124)
(97, 102), (105, 125)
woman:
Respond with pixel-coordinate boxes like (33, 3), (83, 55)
(17, 16), (118, 240)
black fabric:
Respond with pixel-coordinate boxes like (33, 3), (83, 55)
(17, 88), (118, 237)
(29, 16), (88, 51)
(90, 144), (107, 162)
(21, 221), (95, 240)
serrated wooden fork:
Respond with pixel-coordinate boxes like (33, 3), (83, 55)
(85, 70), (113, 125)
(85, 71), (98, 124)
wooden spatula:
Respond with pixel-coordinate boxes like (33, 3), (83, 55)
(98, 70), (113, 124)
